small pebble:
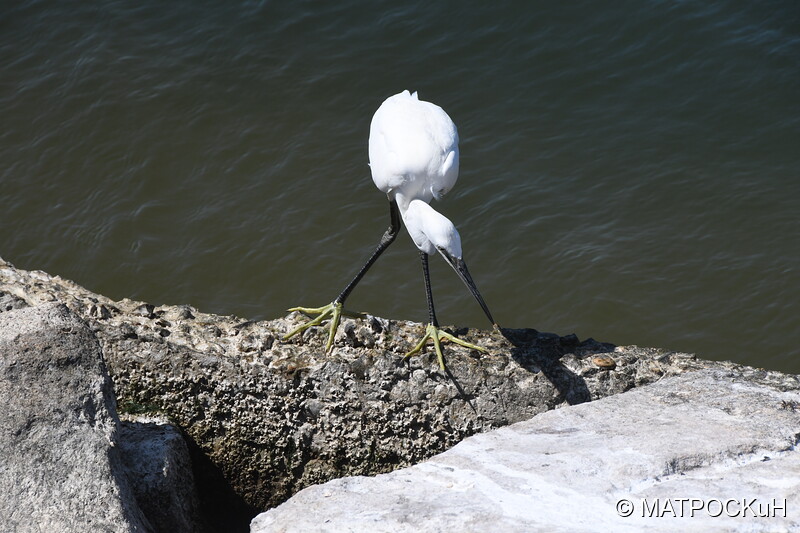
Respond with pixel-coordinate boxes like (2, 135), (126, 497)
(592, 355), (617, 370)
(133, 303), (156, 319)
(174, 305), (195, 320)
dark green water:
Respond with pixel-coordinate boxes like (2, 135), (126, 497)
(2, 1), (798, 373)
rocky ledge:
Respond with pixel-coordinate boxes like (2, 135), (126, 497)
(2, 256), (795, 532)
(254, 368), (800, 532)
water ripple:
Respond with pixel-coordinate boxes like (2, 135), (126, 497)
(1, 0), (798, 371)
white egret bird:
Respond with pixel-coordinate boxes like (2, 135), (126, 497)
(284, 90), (497, 369)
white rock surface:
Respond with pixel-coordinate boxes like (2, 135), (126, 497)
(252, 369), (800, 533)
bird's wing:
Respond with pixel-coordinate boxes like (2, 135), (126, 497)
(369, 91), (459, 200)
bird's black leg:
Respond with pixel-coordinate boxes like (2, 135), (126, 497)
(405, 250), (489, 370)
(284, 199), (401, 352)
(334, 199), (401, 304)
(420, 251), (439, 328)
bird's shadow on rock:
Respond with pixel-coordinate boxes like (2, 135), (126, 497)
(499, 327), (616, 406)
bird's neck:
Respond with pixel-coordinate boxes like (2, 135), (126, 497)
(392, 191), (414, 215)
(398, 198), (433, 255)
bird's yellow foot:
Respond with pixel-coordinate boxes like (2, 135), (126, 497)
(404, 323), (488, 371)
(283, 302), (366, 352)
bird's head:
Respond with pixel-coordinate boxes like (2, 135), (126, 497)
(402, 200), (496, 326)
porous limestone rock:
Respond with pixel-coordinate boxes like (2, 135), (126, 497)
(0, 256), (731, 512)
(252, 368), (800, 533)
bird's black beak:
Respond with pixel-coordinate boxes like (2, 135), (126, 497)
(438, 249), (497, 327)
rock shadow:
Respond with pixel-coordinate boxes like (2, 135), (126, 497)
(181, 430), (260, 533)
